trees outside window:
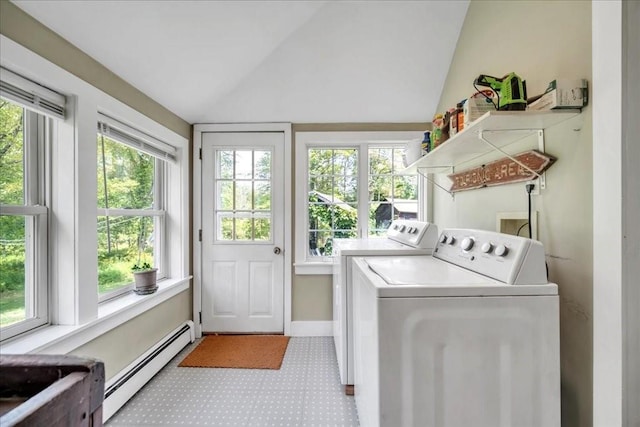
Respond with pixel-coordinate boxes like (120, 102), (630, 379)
(0, 100), (48, 336)
(97, 134), (166, 298)
(302, 143), (420, 258)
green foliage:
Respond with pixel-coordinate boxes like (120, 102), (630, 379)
(0, 101), (24, 206)
(306, 146), (418, 254)
(308, 193), (358, 255)
(0, 289), (25, 327)
(132, 262), (153, 271)
(97, 136), (157, 292)
(216, 150), (272, 241)
(0, 254), (25, 293)
(98, 266), (127, 288)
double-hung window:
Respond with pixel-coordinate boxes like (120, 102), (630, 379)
(96, 115), (175, 299)
(0, 67), (64, 339)
(295, 131), (423, 273)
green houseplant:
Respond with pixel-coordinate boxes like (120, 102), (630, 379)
(131, 262), (158, 295)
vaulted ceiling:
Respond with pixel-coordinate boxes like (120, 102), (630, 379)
(12, 0), (469, 124)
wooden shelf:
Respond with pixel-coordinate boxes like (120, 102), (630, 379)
(401, 110), (581, 174)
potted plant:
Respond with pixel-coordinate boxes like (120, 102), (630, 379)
(131, 262), (158, 295)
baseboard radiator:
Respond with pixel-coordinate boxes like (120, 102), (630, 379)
(102, 320), (195, 422)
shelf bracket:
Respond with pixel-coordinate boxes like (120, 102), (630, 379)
(477, 130), (544, 180)
(417, 167), (454, 199)
(536, 130), (546, 190)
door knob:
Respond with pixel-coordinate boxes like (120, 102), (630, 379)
(274, 247), (282, 255)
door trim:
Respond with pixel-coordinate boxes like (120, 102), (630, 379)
(193, 123), (292, 338)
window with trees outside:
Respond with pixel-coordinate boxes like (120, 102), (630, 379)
(0, 100), (49, 337)
(97, 118), (172, 299)
(296, 132), (421, 270)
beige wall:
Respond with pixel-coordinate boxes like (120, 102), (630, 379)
(291, 123), (429, 320)
(434, 1), (592, 426)
(0, 1), (190, 140)
(1, 1), (193, 381)
(71, 291), (191, 381)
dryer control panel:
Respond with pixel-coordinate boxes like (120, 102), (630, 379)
(434, 229), (548, 285)
(386, 220), (438, 249)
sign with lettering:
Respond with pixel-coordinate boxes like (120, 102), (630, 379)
(447, 150), (556, 192)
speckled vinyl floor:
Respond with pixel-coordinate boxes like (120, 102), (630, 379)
(106, 337), (360, 426)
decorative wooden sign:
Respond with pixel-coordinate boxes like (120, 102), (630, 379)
(447, 150), (556, 193)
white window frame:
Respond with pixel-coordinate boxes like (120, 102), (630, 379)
(96, 134), (168, 301)
(294, 131), (425, 275)
(0, 107), (49, 340)
(0, 34), (190, 351)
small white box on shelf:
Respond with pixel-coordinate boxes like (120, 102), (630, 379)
(463, 90), (497, 127)
(528, 79), (588, 111)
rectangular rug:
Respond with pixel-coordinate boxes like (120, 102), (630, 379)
(178, 335), (290, 369)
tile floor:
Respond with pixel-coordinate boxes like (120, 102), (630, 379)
(106, 337), (360, 426)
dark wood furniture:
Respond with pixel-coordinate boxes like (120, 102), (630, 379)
(0, 354), (105, 426)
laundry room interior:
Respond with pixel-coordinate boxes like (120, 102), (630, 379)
(0, 1), (637, 427)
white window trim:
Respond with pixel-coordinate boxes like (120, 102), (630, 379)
(0, 35), (190, 348)
(294, 131), (424, 275)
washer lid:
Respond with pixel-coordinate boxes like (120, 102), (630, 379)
(333, 237), (432, 256)
(362, 257), (558, 297)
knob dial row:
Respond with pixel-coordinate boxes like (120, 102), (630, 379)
(438, 234), (509, 257)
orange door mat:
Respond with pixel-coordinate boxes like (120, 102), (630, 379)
(178, 335), (290, 369)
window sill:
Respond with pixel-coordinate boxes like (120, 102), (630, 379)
(0, 277), (191, 355)
(294, 262), (333, 275)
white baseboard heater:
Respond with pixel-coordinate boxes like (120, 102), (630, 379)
(102, 320), (195, 422)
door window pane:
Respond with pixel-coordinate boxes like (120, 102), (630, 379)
(217, 150), (234, 179)
(254, 182), (271, 211)
(254, 217), (271, 241)
(214, 148), (273, 242)
(235, 181), (252, 211)
(217, 181), (234, 210)
(235, 150), (253, 179)
(254, 150), (271, 179)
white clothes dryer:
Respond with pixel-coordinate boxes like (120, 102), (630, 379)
(352, 228), (560, 427)
(332, 219), (438, 393)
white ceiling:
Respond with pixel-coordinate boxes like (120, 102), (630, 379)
(13, 0), (469, 124)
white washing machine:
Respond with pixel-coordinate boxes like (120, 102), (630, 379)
(332, 219), (438, 392)
(352, 228), (560, 427)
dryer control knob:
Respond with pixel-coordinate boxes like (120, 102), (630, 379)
(399, 225), (406, 232)
(446, 236), (456, 245)
(481, 242), (493, 253)
(461, 237), (474, 251)
(439, 234), (448, 244)
(495, 244), (509, 257)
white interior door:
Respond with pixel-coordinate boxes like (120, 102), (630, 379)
(201, 132), (284, 333)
